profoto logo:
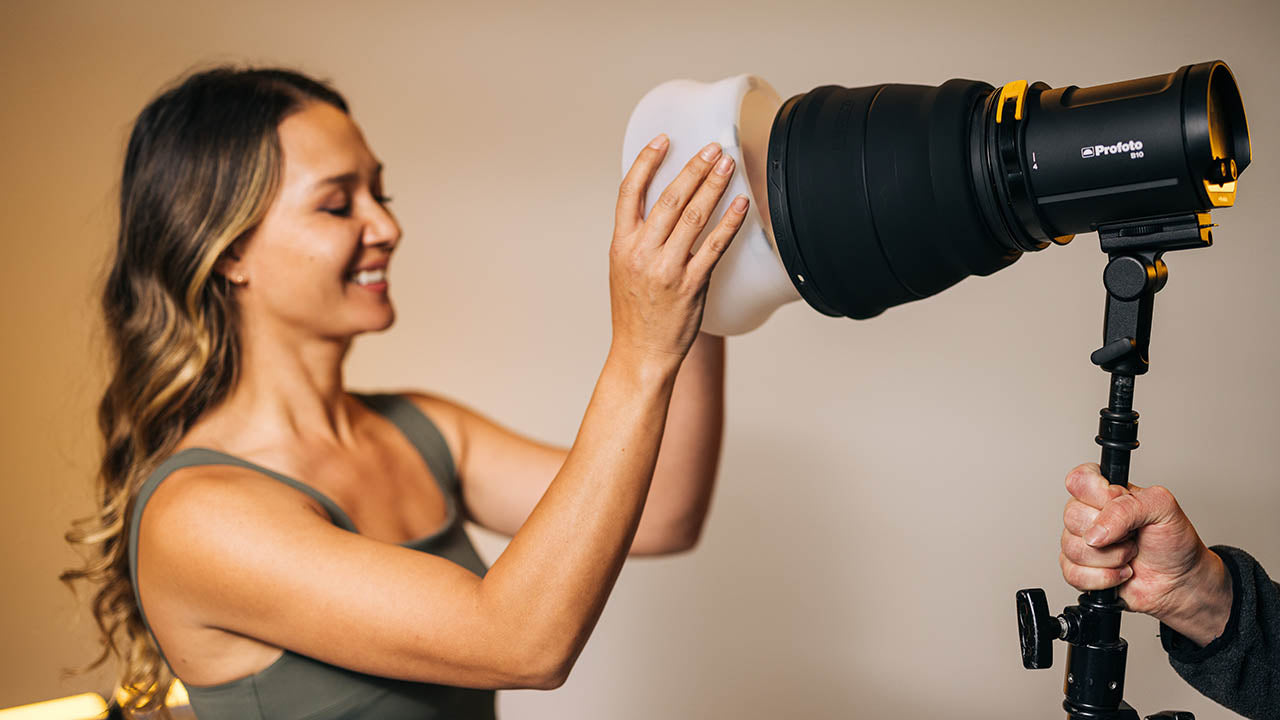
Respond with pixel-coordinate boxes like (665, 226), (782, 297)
(1081, 140), (1145, 159)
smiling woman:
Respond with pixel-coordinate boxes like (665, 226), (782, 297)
(60, 65), (743, 719)
(214, 100), (402, 339)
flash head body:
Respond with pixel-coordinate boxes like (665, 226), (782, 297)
(766, 60), (1250, 320)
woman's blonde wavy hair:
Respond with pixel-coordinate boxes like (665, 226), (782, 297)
(60, 66), (349, 714)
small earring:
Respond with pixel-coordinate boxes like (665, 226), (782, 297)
(234, 274), (247, 286)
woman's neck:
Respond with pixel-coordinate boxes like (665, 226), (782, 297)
(207, 318), (360, 453)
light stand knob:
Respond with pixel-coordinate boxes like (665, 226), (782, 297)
(1016, 588), (1063, 669)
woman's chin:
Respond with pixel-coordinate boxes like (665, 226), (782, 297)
(346, 306), (396, 336)
(366, 308), (396, 333)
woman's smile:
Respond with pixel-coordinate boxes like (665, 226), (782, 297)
(348, 265), (389, 292)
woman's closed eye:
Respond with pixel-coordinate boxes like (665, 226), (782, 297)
(322, 194), (392, 217)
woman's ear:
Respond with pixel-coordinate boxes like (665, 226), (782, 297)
(214, 237), (250, 286)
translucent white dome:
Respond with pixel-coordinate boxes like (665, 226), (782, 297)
(621, 74), (800, 336)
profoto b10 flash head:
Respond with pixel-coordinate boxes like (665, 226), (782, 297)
(766, 60), (1251, 320)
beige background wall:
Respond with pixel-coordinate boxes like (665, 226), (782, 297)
(2, 0), (1276, 717)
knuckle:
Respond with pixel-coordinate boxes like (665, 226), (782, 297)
(1065, 503), (1097, 533)
(680, 205), (705, 228)
(1060, 529), (1076, 556)
(1144, 484), (1174, 507)
(657, 266), (682, 290)
(1060, 557), (1083, 586)
(1120, 540), (1140, 564)
(1109, 493), (1138, 515)
(617, 180), (641, 199)
(658, 190), (682, 210)
(703, 168), (729, 188)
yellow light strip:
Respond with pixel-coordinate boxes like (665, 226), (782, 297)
(0, 694), (108, 720)
(111, 680), (190, 710)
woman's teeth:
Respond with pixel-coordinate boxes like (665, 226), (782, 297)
(350, 268), (386, 285)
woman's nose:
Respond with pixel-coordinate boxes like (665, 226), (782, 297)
(363, 203), (401, 249)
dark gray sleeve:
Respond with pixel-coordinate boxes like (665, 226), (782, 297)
(1158, 545), (1280, 720)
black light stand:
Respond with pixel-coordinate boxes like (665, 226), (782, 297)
(1016, 212), (1216, 720)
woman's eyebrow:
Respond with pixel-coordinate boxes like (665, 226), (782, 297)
(309, 163), (384, 191)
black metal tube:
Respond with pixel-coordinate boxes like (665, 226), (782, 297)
(1062, 373), (1142, 719)
(1094, 374), (1138, 606)
(1098, 373), (1138, 487)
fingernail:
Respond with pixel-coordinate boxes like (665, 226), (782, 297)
(1085, 525), (1107, 547)
(714, 155), (734, 175)
(730, 195), (748, 212)
(1120, 566), (1134, 581)
(700, 142), (722, 161)
(648, 134), (668, 149)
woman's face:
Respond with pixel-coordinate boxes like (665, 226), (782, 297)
(227, 101), (402, 342)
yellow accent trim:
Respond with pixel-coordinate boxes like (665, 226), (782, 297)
(1052, 234), (1075, 246)
(1197, 212), (1215, 243)
(0, 694), (108, 720)
(1204, 180), (1237, 208)
(1192, 210), (1213, 243)
(996, 80), (1028, 123)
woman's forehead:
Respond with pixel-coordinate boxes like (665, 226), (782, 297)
(278, 102), (379, 185)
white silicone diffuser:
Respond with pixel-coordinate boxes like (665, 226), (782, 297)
(621, 75), (801, 336)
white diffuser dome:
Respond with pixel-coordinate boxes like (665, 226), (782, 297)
(621, 75), (800, 336)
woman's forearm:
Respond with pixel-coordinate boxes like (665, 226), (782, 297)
(633, 331), (724, 553)
(475, 346), (679, 685)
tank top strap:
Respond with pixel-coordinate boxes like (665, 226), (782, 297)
(353, 392), (459, 495)
(124, 446), (353, 675)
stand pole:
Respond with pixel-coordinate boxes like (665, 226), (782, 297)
(1059, 374), (1141, 720)
(1016, 212), (1215, 720)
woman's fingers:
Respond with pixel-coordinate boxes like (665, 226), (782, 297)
(663, 154), (735, 260)
(615, 134), (670, 238)
(686, 196), (748, 282)
(641, 142), (723, 247)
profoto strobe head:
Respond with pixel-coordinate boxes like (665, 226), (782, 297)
(766, 60), (1250, 321)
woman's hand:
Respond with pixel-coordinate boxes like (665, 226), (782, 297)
(1060, 463), (1233, 646)
(609, 135), (747, 370)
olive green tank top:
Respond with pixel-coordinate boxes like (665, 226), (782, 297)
(127, 393), (497, 719)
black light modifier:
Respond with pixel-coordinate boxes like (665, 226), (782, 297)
(765, 60), (1250, 320)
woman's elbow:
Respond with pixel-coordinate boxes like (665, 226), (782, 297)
(497, 635), (578, 690)
(528, 666), (570, 691)
(631, 516), (706, 556)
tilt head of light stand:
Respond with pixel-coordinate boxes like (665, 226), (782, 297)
(1016, 212), (1218, 720)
